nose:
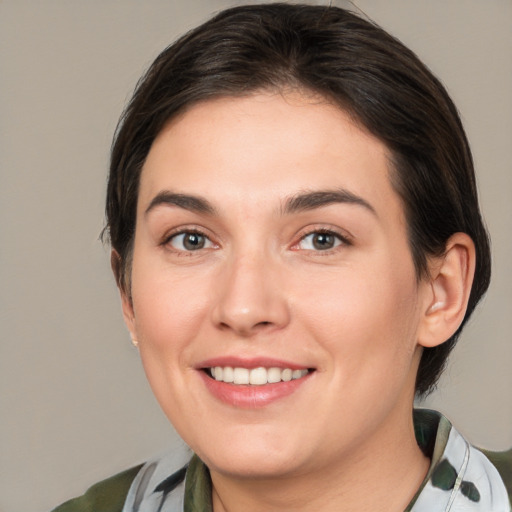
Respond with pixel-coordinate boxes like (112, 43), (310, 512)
(211, 250), (290, 337)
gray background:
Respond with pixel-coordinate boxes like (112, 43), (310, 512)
(1, 1), (511, 511)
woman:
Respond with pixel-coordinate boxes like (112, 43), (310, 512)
(52, 3), (511, 511)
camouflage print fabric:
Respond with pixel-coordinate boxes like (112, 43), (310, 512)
(52, 409), (511, 511)
(122, 409), (510, 512)
(406, 410), (511, 511)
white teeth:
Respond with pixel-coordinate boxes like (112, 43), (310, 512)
(292, 369), (303, 379)
(223, 366), (234, 383)
(281, 368), (293, 382)
(267, 367), (282, 383)
(233, 367), (250, 385)
(249, 367), (267, 385)
(208, 366), (308, 385)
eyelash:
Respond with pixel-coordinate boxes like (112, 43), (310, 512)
(293, 228), (352, 253)
(162, 226), (351, 256)
(162, 228), (216, 255)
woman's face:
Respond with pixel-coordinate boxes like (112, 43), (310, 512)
(123, 92), (433, 479)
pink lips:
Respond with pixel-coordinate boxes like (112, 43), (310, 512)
(197, 357), (313, 408)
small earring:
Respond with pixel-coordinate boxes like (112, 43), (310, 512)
(130, 335), (139, 347)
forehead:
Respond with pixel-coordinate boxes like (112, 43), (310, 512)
(139, 92), (402, 222)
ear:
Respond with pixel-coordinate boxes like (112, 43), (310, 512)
(418, 233), (476, 348)
(111, 249), (137, 339)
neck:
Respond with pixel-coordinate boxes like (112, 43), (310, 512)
(210, 407), (430, 512)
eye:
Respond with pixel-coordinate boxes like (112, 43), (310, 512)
(168, 231), (214, 251)
(297, 231), (346, 251)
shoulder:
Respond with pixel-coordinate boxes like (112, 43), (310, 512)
(412, 409), (511, 509)
(482, 447), (512, 502)
(50, 464), (143, 512)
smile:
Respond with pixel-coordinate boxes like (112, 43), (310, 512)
(208, 366), (310, 385)
(198, 358), (314, 408)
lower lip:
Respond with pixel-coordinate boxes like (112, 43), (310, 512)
(199, 371), (312, 408)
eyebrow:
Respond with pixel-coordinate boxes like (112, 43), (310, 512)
(282, 189), (377, 216)
(145, 188), (376, 218)
(145, 191), (216, 216)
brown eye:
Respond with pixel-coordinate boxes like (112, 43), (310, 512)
(169, 232), (211, 251)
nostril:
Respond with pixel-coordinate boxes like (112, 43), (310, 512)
(217, 319), (274, 336)
(253, 320), (274, 331)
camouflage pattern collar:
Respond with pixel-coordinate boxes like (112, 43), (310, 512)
(408, 409), (510, 511)
(123, 409), (510, 511)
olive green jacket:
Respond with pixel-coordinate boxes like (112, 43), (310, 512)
(51, 465), (143, 512)
(52, 410), (512, 512)
(51, 451), (512, 512)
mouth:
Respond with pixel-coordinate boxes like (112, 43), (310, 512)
(197, 359), (314, 408)
(197, 357), (315, 407)
(205, 366), (312, 385)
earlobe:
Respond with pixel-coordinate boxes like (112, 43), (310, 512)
(111, 249), (137, 340)
(120, 291), (137, 340)
(418, 233), (476, 348)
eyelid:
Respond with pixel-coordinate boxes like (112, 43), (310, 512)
(292, 226), (353, 251)
(161, 226), (218, 251)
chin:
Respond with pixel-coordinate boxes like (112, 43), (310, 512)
(187, 426), (309, 479)
(204, 450), (303, 480)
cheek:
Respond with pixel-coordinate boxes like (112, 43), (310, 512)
(294, 259), (421, 374)
(130, 256), (212, 355)
(129, 260), (215, 424)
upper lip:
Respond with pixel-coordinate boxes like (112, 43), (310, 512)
(196, 356), (312, 371)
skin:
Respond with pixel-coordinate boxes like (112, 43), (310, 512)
(120, 92), (475, 511)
